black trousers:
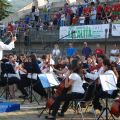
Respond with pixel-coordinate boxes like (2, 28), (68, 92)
(17, 74), (47, 98)
(0, 76), (25, 95)
(92, 85), (111, 111)
(51, 92), (84, 117)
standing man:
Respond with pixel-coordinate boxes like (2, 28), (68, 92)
(0, 36), (16, 60)
(94, 43), (104, 57)
(66, 43), (77, 58)
(82, 42), (92, 58)
(52, 44), (61, 64)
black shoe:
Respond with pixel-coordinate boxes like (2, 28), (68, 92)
(58, 112), (64, 117)
(45, 115), (56, 120)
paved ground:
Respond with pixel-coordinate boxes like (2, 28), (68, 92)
(0, 89), (119, 120)
(0, 100), (119, 120)
(0, 99), (99, 120)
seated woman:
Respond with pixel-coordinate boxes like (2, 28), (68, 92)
(18, 54), (47, 99)
(46, 58), (85, 120)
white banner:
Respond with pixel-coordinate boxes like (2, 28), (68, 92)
(112, 24), (120, 36)
(59, 24), (109, 40)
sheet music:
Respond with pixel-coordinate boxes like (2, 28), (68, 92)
(45, 73), (60, 87)
(99, 74), (117, 91)
(27, 73), (38, 80)
(38, 73), (60, 88)
(38, 74), (50, 88)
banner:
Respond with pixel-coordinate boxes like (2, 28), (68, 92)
(59, 24), (109, 40)
(112, 24), (120, 36)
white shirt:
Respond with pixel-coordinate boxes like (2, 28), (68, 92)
(91, 8), (97, 20)
(110, 49), (119, 62)
(79, 16), (85, 24)
(61, 14), (65, 21)
(35, 9), (39, 16)
(102, 70), (117, 94)
(0, 24), (6, 30)
(85, 66), (104, 81)
(0, 41), (15, 60)
(69, 73), (85, 93)
(52, 49), (61, 57)
(71, 6), (77, 14)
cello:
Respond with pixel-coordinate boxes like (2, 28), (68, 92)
(46, 70), (71, 109)
(111, 97), (120, 118)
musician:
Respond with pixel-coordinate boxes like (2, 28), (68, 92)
(0, 36), (16, 60)
(92, 59), (118, 112)
(46, 59), (85, 120)
(85, 58), (118, 112)
(0, 54), (25, 98)
(18, 54), (48, 99)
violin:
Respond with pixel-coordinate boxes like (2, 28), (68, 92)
(111, 97), (120, 117)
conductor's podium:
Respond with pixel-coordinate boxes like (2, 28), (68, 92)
(0, 102), (20, 112)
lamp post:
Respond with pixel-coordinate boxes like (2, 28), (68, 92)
(105, 28), (108, 54)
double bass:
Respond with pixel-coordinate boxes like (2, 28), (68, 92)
(111, 97), (120, 117)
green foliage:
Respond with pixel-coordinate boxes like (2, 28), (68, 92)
(0, 0), (12, 20)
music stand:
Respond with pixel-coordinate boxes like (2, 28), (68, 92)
(97, 74), (117, 120)
(37, 73), (60, 118)
(0, 63), (15, 100)
(24, 62), (40, 104)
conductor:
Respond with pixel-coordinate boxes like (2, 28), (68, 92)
(0, 36), (16, 60)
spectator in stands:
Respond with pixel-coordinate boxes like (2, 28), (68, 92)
(72, 14), (78, 25)
(24, 28), (30, 47)
(82, 42), (92, 58)
(66, 43), (77, 57)
(110, 44), (119, 62)
(46, 0), (52, 13)
(97, 2), (103, 24)
(84, 6), (91, 25)
(0, 22), (6, 37)
(25, 15), (30, 24)
(60, 12), (66, 26)
(113, 16), (120, 24)
(79, 14), (85, 25)
(71, 4), (77, 15)
(34, 8), (39, 22)
(103, 3), (110, 13)
(106, 9), (113, 23)
(90, 5), (97, 24)
(77, 4), (83, 17)
(66, 12), (71, 26)
(7, 22), (14, 33)
(94, 44), (104, 57)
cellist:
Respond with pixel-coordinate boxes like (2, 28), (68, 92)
(46, 58), (85, 120)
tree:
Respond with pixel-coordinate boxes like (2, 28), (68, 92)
(0, 0), (12, 20)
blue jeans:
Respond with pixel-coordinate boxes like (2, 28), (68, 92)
(90, 19), (96, 25)
(60, 20), (65, 26)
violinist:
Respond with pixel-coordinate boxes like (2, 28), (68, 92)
(85, 58), (118, 114)
(46, 58), (85, 120)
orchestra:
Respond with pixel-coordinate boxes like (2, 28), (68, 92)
(0, 51), (120, 119)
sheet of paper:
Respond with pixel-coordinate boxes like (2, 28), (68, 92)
(38, 74), (50, 88)
(99, 74), (117, 91)
(45, 73), (60, 87)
